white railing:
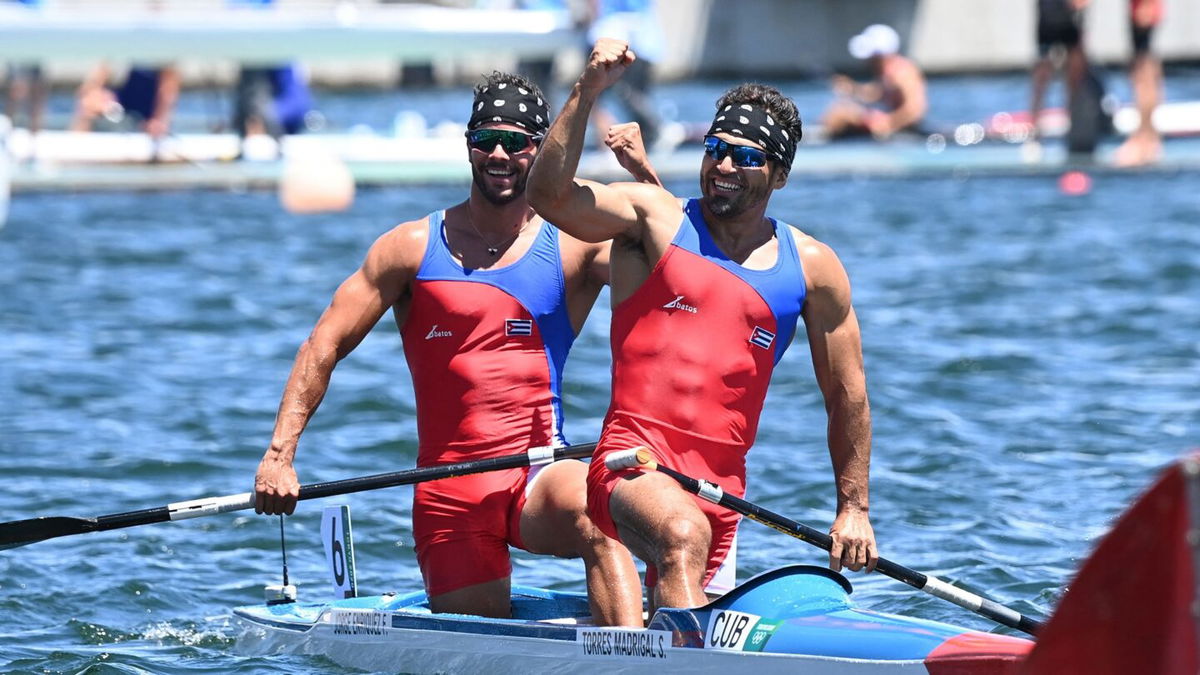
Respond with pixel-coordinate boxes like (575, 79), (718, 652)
(0, 2), (575, 64)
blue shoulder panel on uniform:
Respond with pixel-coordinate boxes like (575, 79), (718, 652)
(677, 199), (806, 364)
(417, 211), (575, 443)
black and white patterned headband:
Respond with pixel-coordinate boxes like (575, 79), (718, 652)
(468, 82), (551, 136)
(706, 103), (797, 170)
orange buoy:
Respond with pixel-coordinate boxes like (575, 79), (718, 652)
(1057, 170), (1092, 196)
(279, 150), (356, 214)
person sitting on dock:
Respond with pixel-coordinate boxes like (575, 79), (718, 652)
(528, 39), (878, 613)
(253, 71), (658, 627)
(820, 24), (927, 141)
(227, 0), (313, 158)
(71, 63), (180, 141)
(3, 60), (46, 136)
(232, 63), (314, 159)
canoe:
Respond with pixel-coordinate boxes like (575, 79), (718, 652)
(234, 564), (1033, 673)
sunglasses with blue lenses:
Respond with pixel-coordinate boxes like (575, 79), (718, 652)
(703, 136), (769, 168)
(466, 128), (541, 154)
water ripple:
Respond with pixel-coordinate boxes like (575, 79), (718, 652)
(3, 105), (1198, 669)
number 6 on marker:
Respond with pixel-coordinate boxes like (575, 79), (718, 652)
(321, 505), (358, 599)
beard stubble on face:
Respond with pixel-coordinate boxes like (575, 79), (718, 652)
(472, 162), (528, 206)
(702, 168), (774, 220)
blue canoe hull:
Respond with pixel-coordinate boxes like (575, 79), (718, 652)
(234, 564), (1032, 673)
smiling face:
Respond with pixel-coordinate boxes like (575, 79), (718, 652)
(468, 122), (540, 206)
(699, 133), (786, 219)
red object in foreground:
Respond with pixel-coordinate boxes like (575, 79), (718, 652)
(1019, 452), (1200, 674)
(925, 631), (1033, 674)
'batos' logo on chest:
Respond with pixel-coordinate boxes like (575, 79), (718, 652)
(662, 295), (698, 314)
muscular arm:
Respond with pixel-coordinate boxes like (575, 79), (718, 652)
(528, 38), (672, 244)
(798, 235), (877, 572)
(255, 224), (421, 514)
(528, 87), (647, 242)
(560, 114), (664, 327)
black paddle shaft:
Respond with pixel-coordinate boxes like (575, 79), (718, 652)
(655, 463), (1043, 636)
(1, 442), (597, 551)
(298, 443), (594, 500)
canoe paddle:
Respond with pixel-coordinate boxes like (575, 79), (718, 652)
(605, 447), (1044, 636)
(0, 442), (596, 551)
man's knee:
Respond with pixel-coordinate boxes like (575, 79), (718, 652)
(653, 515), (711, 570)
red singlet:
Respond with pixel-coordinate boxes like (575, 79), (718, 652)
(401, 211), (578, 596)
(587, 199), (806, 589)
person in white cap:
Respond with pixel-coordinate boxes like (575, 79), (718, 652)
(820, 24), (927, 140)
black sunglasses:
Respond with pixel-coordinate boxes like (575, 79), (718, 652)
(703, 136), (769, 168)
(465, 128), (542, 154)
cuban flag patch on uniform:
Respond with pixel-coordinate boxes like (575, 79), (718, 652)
(749, 326), (775, 350)
(506, 319), (533, 337)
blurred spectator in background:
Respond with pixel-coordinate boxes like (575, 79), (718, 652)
(232, 64), (313, 140)
(3, 61), (47, 136)
(820, 24), (927, 141)
(3, 0), (48, 133)
(1027, 0), (1090, 154)
(585, 0), (663, 148)
(71, 63), (181, 140)
(228, 0), (313, 157)
(1114, 0), (1163, 167)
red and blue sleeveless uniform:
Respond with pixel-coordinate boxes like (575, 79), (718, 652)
(587, 198), (806, 589)
(401, 211), (576, 596)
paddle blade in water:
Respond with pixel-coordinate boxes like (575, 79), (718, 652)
(0, 516), (98, 550)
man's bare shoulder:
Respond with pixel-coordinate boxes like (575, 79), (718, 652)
(788, 224), (833, 260)
(788, 225), (851, 296)
(610, 181), (683, 239)
(362, 215), (431, 279)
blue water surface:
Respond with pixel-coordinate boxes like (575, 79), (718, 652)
(1, 74), (1198, 673)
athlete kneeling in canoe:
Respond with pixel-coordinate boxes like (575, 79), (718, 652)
(528, 39), (879, 611)
(253, 71), (658, 626)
